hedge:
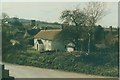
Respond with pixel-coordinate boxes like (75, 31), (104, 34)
(3, 51), (118, 77)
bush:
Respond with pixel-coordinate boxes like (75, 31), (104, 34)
(3, 50), (118, 77)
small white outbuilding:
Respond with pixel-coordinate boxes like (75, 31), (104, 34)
(66, 42), (75, 52)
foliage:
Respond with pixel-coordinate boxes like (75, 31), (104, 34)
(3, 50), (118, 77)
(59, 2), (108, 52)
(10, 17), (23, 27)
(94, 25), (105, 43)
(60, 9), (87, 26)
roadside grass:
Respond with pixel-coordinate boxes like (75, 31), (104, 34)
(3, 48), (118, 77)
(26, 47), (39, 54)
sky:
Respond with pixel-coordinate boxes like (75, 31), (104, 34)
(1, 2), (118, 27)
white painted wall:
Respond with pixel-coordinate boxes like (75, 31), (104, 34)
(34, 39), (38, 50)
(38, 44), (44, 51)
(34, 39), (44, 51)
(41, 39), (52, 51)
(34, 38), (53, 51)
(67, 47), (74, 52)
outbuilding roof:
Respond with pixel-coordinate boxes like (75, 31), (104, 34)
(67, 42), (75, 47)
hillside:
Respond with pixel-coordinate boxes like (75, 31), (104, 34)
(7, 17), (62, 29)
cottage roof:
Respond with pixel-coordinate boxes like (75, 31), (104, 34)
(34, 29), (61, 40)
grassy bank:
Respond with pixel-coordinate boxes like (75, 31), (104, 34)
(3, 48), (118, 77)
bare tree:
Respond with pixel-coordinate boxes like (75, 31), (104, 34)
(83, 2), (106, 54)
(84, 2), (106, 28)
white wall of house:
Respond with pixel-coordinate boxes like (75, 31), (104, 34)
(41, 39), (52, 51)
(34, 38), (52, 51)
(34, 39), (38, 50)
(34, 39), (44, 51)
(38, 44), (44, 51)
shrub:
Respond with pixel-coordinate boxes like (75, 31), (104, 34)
(3, 50), (118, 77)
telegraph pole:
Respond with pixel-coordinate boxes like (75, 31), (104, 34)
(87, 33), (90, 55)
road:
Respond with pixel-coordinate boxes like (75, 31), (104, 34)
(4, 63), (112, 78)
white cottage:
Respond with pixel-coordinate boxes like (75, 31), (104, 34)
(34, 30), (61, 51)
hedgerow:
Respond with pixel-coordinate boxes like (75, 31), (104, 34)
(3, 50), (118, 77)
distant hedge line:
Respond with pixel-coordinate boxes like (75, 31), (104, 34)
(3, 51), (118, 77)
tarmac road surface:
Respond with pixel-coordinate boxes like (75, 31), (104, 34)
(4, 63), (113, 78)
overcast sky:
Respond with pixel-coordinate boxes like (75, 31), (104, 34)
(1, 2), (118, 27)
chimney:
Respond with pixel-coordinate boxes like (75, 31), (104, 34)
(31, 20), (36, 27)
(109, 26), (112, 33)
(61, 24), (64, 30)
(45, 26), (47, 30)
